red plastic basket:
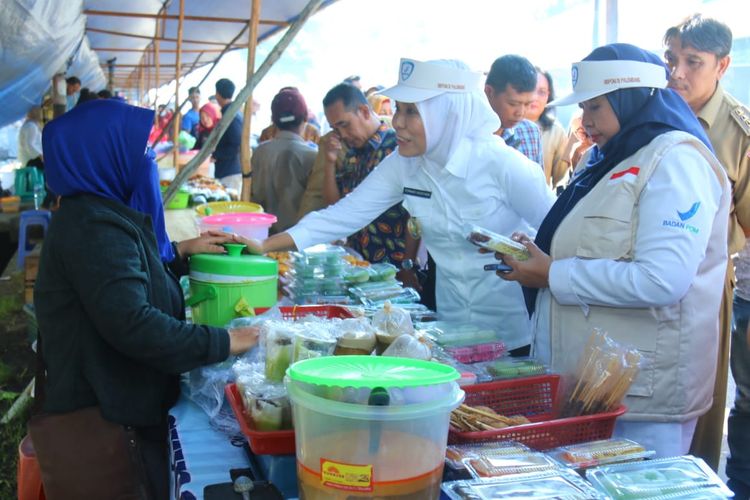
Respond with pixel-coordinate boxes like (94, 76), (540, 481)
(449, 374), (627, 450)
(227, 305), (354, 455)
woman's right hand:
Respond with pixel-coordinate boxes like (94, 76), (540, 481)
(231, 235), (265, 254)
(228, 326), (260, 355)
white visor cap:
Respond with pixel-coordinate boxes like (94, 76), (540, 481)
(380, 58), (484, 103)
(548, 59), (667, 107)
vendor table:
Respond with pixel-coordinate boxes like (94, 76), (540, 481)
(168, 394), (300, 500)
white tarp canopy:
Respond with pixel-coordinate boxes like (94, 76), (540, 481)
(0, 0), (338, 128)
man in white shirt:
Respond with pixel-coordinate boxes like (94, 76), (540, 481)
(18, 107), (43, 166)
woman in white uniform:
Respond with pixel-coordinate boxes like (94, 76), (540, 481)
(246, 59), (554, 351)
(492, 44), (730, 456)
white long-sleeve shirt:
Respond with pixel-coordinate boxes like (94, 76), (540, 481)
(17, 120), (42, 166)
(289, 137), (554, 349)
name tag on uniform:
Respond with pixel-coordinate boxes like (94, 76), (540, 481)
(403, 187), (432, 198)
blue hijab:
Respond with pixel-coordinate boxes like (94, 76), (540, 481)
(43, 99), (175, 262)
(525, 43), (713, 315)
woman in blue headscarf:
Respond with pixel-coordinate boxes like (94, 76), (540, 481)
(490, 44), (731, 456)
(32, 99), (259, 499)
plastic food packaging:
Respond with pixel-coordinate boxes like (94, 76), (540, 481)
(382, 334), (432, 360)
(443, 469), (607, 499)
(420, 321), (500, 348)
(333, 317), (377, 355)
(486, 357), (548, 379)
(445, 342), (506, 364)
(243, 381), (292, 431)
(367, 262), (398, 282)
(585, 455), (734, 499)
(445, 441), (530, 470)
(464, 224), (530, 261)
(292, 329), (337, 363)
(551, 438), (654, 469)
(372, 301), (415, 354)
(263, 321), (299, 382)
(463, 452), (561, 479)
(562, 329), (642, 417)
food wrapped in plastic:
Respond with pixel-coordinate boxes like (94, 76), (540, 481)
(464, 224), (530, 261)
(343, 265), (370, 284)
(485, 357), (548, 379)
(445, 441), (531, 470)
(372, 301), (414, 354)
(419, 321), (500, 348)
(292, 328), (337, 362)
(464, 451), (562, 479)
(333, 317), (377, 355)
(551, 438), (654, 469)
(367, 262), (398, 282)
(443, 469), (607, 499)
(243, 380), (292, 431)
(445, 342), (506, 364)
(585, 455), (733, 500)
(382, 334), (431, 360)
(263, 321), (300, 382)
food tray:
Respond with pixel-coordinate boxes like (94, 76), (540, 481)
(449, 375), (627, 450)
(226, 383), (294, 455)
(442, 469), (608, 499)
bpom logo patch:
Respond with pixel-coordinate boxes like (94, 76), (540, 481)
(571, 66), (579, 88)
(400, 61), (415, 82)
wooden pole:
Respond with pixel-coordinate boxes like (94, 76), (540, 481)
(240, 0), (262, 202)
(84, 9), (288, 25)
(149, 24), (250, 148)
(93, 47), (224, 53)
(86, 26), (248, 46)
(138, 64), (145, 106)
(154, 8), (162, 119)
(173, 0), (185, 170)
(164, 0), (324, 203)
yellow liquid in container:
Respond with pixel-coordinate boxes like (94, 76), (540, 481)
(297, 430), (445, 500)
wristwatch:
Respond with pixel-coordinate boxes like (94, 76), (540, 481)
(401, 258), (415, 271)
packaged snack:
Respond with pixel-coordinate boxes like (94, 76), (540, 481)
(382, 334), (431, 360)
(420, 321), (500, 348)
(292, 329), (337, 362)
(371, 301), (414, 353)
(445, 342), (506, 364)
(443, 469), (607, 499)
(333, 317), (377, 355)
(343, 266), (370, 284)
(464, 452), (561, 479)
(445, 441), (530, 470)
(585, 455), (733, 500)
(263, 321), (299, 382)
(243, 381), (292, 431)
(552, 438), (654, 469)
(367, 262), (398, 282)
(485, 357), (548, 379)
(465, 224), (530, 261)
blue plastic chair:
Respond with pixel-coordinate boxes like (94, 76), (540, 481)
(17, 210), (50, 269)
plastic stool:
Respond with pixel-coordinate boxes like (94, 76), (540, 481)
(17, 434), (46, 500)
(17, 210), (51, 269)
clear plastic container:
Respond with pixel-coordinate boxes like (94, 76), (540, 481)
(443, 469), (607, 499)
(445, 441), (530, 470)
(446, 342), (506, 364)
(420, 321), (500, 348)
(551, 438), (654, 469)
(463, 451), (562, 479)
(464, 224), (530, 261)
(585, 455), (734, 500)
(485, 357), (548, 379)
(198, 212), (277, 240)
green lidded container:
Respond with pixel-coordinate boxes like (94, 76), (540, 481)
(187, 243), (277, 327)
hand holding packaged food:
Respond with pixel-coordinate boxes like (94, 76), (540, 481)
(465, 224), (530, 261)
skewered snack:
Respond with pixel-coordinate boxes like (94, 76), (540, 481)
(450, 404), (530, 432)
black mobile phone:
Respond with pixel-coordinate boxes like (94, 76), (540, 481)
(484, 263), (513, 273)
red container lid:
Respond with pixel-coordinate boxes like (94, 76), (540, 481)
(202, 212), (277, 226)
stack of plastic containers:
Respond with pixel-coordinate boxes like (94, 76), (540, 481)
(285, 245), (349, 305)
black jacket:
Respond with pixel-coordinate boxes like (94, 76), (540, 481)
(34, 194), (229, 427)
(213, 104), (243, 179)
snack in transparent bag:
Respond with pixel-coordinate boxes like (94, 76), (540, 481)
(465, 224), (530, 261)
(585, 455), (733, 500)
(292, 327), (337, 362)
(333, 317), (377, 355)
(443, 469), (607, 499)
(382, 333), (431, 360)
(372, 301), (414, 354)
(445, 441), (530, 470)
(263, 321), (300, 382)
(485, 357), (548, 379)
(243, 381), (292, 431)
(367, 262), (398, 282)
(551, 438), (654, 469)
(464, 451), (562, 479)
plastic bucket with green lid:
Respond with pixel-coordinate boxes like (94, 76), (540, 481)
(286, 356), (463, 499)
(187, 243), (277, 327)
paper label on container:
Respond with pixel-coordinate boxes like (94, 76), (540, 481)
(320, 458), (373, 492)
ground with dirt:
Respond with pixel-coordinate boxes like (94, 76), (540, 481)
(0, 269), (36, 498)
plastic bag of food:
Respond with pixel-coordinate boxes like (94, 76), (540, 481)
(263, 321), (300, 382)
(372, 301), (414, 354)
(292, 326), (337, 362)
(382, 334), (431, 360)
(333, 317), (377, 355)
(243, 380), (292, 431)
(367, 262), (398, 282)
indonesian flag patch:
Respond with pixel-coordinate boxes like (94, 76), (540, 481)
(608, 166), (640, 185)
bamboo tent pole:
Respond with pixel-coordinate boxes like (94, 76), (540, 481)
(153, 7), (162, 118)
(86, 26), (248, 47)
(149, 24), (250, 148)
(172, 0), (185, 170)
(84, 9), (288, 25)
(164, 0), (324, 203)
(240, 0), (262, 202)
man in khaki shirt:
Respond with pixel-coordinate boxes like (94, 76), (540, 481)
(665, 15), (750, 489)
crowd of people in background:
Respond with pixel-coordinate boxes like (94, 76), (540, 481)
(13, 11), (750, 499)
